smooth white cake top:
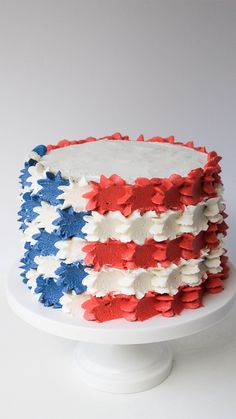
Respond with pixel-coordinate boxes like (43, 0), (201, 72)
(40, 140), (207, 181)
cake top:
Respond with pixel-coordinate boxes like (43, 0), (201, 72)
(40, 139), (207, 182)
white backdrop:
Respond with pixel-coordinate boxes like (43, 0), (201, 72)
(0, 1), (236, 418)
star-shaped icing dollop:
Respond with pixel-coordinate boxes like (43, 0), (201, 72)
(22, 221), (40, 245)
(18, 192), (40, 226)
(53, 208), (90, 239)
(27, 163), (46, 195)
(25, 269), (39, 291)
(82, 211), (125, 242)
(58, 177), (91, 212)
(37, 171), (69, 206)
(33, 202), (58, 233)
(56, 262), (88, 294)
(32, 230), (59, 255)
(55, 237), (85, 263)
(35, 277), (64, 308)
(59, 291), (89, 316)
(34, 255), (61, 278)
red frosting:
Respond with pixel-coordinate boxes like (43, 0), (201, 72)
(82, 221), (227, 271)
(46, 133), (222, 216)
(45, 134), (229, 323)
(46, 132), (129, 152)
(82, 259), (229, 322)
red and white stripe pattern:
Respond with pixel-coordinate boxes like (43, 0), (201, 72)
(45, 134), (229, 322)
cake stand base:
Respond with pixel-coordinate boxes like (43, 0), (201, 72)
(74, 342), (172, 393)
(6, 265), (236, 393)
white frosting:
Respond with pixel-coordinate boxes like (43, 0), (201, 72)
(22, 222), (40, 245)
(34, 255), (60, 278)
(59, 292), (89, 316)
(58, 177), (91, 212)
(204, 246), (225, 273)
(28, 151), (42, 163)
(21, 193), (224, 250)
(40, 140), (207, 182)
(55, 237), (86, 263)
(33, 202), (58, 233)
(82, 196), (224, 244)
(82, 247), (222, 298)
(28, 163), (46, 194)
(26, 244), (225, 298)
(26, 269), (38, 291)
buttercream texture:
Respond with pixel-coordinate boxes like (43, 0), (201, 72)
(18, 134), (229, 322)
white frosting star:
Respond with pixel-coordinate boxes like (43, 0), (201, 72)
(34, 255), (60, 278)
(58, 177), (90, 212)
(83, 267), (126, 297)
(150, 211), (181, 242)
(177, 203), (208, 234)
(180, 257), (207, 285)
(55, 237), (86, 263)
(204, 197), (224, 223)
(33, 202), (58, 233)
(82, 211), (125, 242)
(23, 222), (40, 245)
(26, 269), (39, 292)
(60, 292), (89, 316)
(205, 246), (225, 273)
(28, 151), (42, 162)
(117, 211), (156, 244)
(28, 163), (46, 194)
(84, 266), (175, 298)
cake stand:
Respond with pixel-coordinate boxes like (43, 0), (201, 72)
(6, 265), (236, 394)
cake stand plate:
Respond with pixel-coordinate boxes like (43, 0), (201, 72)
(7, 265), (236, 393)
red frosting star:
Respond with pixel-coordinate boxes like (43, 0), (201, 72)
(83, 240), (134, 271)
(84, 175), (132, 215)
(152, 175), (184, 211)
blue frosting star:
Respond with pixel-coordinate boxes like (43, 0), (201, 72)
(19, 162), (31, 188)
(19, 222), (28, 232)
(37, 171), (69, 206)
(19, 145), (46, 189)
(20, 247), (38, 283)
(56, 262), (88, 294)
(20, 266), (30, 284)
(18, 192), (40, 226)
(32, 230), (59, 256)
(19, 156), (40, 188)
(32, 144), (47, 157)
(21, 247), (38, 269)
(34, 277), (64, 308)
(53, 208), (90, 239)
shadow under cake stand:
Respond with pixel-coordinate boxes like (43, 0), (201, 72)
(7, 266), (236, 394)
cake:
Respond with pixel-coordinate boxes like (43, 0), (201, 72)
(18, 133), (229, 322)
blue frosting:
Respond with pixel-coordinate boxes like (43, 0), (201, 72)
(19, 163), (31, 189)
(37, 171), (69, 206)
(18, 144), (96, 311)
(53, 208), (90, 239)
(19, 144), (47, 189)
(32, 144), (47, 157)
(22, 248), (38, 269)
(18, 192), (40, 226)
(56, 262), (88, 294)
(20, 267), (30, 284)
(20, 250), (38, 277)
(19, 222), (28, 232)
(32, 230), (59, 256)
(35, 277), (64, 308)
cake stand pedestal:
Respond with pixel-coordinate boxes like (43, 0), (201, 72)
(7, 266), (236, 394)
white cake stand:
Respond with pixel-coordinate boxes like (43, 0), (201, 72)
(7, 265), (236, 394)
